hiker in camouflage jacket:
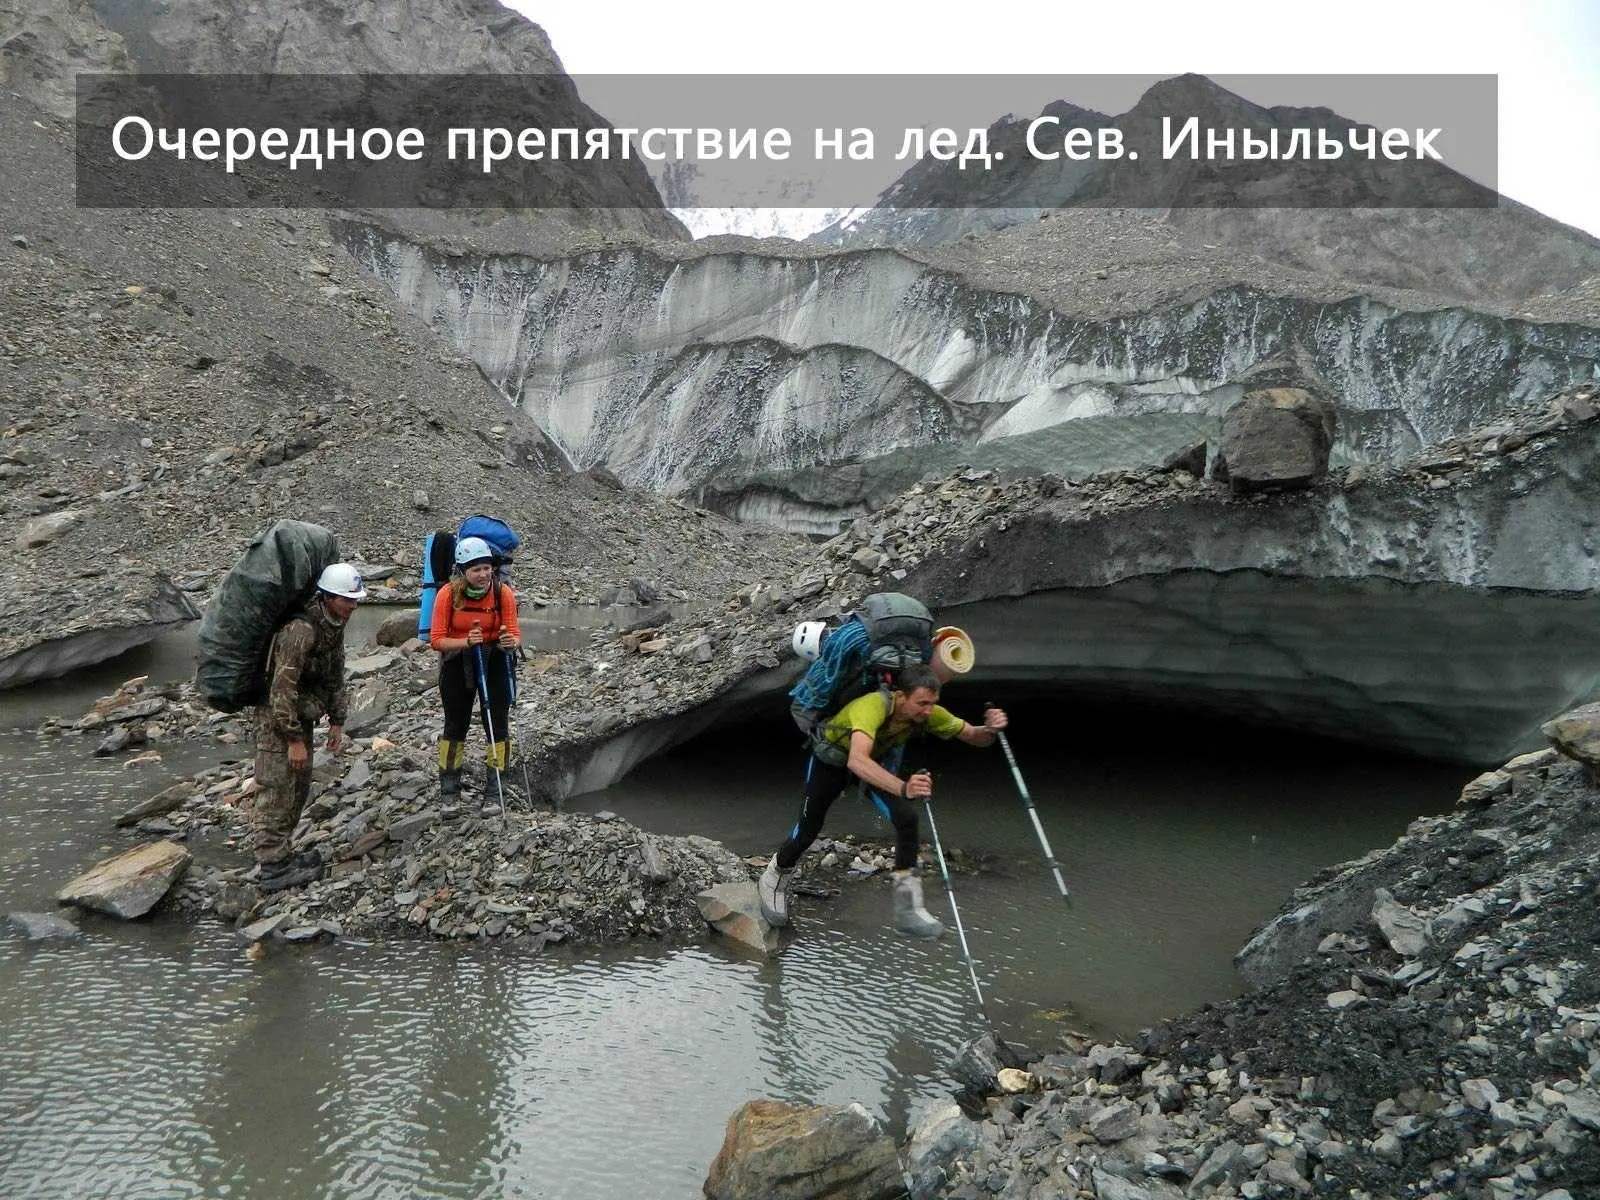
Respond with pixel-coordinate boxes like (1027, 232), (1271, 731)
(249, 563), (364, 887)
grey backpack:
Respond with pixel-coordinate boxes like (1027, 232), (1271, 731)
(857, 592), (936, 672)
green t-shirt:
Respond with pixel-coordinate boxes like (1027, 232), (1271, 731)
(822, 690), (965, 760)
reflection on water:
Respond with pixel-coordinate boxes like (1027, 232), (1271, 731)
(0, 927), (977, 1200)
(0, 692), (1469, 1199)
(0, 733), (1004, 1200)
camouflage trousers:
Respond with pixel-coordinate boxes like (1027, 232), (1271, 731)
(249, 710), (314, 864)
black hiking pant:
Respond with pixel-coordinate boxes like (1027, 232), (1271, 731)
(439, 646), (512, 744)
(775, 748), (919, 872)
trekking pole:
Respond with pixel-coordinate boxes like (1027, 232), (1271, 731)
(922, 786), (997, 1037)
(504, 650), (536, 806)
(986, 701), (1069, 899)
(471, 641), (507, 826)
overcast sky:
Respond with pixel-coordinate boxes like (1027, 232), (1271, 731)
(507, 0), (1599, 238)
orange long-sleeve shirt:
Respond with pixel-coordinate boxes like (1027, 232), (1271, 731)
(429, 581), (520, 652)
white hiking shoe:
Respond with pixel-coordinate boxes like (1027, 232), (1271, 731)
(892, 872), (946, 939)
(758, 854), (794, 926)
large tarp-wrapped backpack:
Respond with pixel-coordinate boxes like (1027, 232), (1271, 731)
(195, 519), (340, 713)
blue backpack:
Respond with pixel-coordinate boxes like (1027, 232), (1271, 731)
(420, 514), (522, 639)
(458, 514), (521, 565)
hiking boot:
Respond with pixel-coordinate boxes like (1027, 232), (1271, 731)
(437, 739), (465, 798)
(892, 871), (945, 939)
(247, 853), (290, 881)
(256, 857), (324, 894)
(757, 854), (795, 927)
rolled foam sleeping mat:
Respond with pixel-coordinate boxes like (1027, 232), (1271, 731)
(933, 626), (975, 674)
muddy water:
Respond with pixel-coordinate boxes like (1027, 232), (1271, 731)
(0, 633), (1468, 1199)
(572, 700), (1468, 1035)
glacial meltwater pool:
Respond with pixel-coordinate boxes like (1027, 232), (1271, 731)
(0, 646), (1468, 1198)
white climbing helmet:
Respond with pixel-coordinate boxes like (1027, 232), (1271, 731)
(791, 620), (828, 662)
(316, 562), (367, 600)
(454, 536), (495, 568)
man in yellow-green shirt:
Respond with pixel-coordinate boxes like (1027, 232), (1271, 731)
(759, 663), (1008, 938)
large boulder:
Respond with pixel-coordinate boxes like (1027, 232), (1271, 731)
(948, 1033), (1006, 1095)
(56, 841), (191, 918)
(695, 882), (778, 955)
(374, 609), (419, 647)
(703, 1099), (903, 1200)
(114, 781), (197, 828)
(1213, 387), (1336, 493)
(1542, 701), (1600, 773)
(1370, 887), (1430, 957)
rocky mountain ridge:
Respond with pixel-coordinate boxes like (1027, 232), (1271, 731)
(813, 74), (1600, 313)
(2, 0), (685, 252)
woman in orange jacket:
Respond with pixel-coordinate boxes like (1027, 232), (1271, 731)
(428, 536), (521, 796)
